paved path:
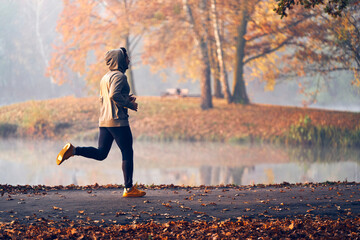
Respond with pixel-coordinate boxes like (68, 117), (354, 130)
(1, 183), (359, 225)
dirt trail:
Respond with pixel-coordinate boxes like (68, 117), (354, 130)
(1, 183), (359, 225)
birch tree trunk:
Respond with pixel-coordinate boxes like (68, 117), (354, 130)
(209, 39), (223, 98)
(210, 0), (232, 103)
(34, 0), (55, 89)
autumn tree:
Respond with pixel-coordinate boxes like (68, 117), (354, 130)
(210, 0), (232, 103)
(209, 0), (359, 105)
(141, 0), (326, 106)
(184, 0), (213, 109)
(274, 0), (354, 18)
(217, 0), (321, 104)
(142, 0), (235, 107)
(279, 2), (360, 96)
(50, 0), (358, 109)
(208, 30), (224, 99)
(48, 0), (150, 95)
(229, 1), (253, 104)
(141, 0), (215, 109)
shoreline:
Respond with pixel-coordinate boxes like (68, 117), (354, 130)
(0, 96), (359, 147)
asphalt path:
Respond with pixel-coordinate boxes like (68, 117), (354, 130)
(1, 183), (359, 226)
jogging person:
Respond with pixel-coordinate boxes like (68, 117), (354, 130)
(56, 47), (145, 198)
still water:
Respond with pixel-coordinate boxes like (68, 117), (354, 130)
(0, 139), (359, 186)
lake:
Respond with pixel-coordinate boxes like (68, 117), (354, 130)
(0, 139), (359, 186)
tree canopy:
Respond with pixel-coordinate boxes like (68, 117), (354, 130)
(48, 0), (360, 109)
(48, 0), (153, 94)
(274, 0), (354, 18)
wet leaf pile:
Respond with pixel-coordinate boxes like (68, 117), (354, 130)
(1, 216), (359, 239)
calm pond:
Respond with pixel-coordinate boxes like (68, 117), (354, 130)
(0, 139), (359, 186)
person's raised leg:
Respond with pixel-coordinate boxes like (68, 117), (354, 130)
(75, 127), (114, 160)
(57, 127), (114, 165)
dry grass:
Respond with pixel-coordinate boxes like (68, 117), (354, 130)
(132, 97), (360, 143)
(0, 96), (359, 144)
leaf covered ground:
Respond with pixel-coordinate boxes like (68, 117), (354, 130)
(1, 217), (359, 239)
(0, 96), (359, 143)
(1, 182), (359, 239)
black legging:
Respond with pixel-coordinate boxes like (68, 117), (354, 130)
(75, 126), (134, 188)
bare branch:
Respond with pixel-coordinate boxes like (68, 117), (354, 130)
(244, 37), (294, 64)
(247, 14), (314, 42)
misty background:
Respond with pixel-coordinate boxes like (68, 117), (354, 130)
(1, 0), (359, 111)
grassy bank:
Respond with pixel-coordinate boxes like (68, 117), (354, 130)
(0, 96), (359, 147)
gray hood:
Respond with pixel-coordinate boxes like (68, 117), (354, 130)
(105, 49), (128, 73)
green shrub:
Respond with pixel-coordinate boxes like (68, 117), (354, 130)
(55, 122), (72, 133)
(0, 123), (18, 138)
(287, 115), (360, 147)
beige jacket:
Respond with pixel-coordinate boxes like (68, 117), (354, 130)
(99, 49), (135, 127)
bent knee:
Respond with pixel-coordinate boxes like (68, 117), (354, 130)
(96, 153), (108, 161)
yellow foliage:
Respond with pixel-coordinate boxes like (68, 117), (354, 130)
(49, 0), (360, 97)
(48, 0), (150, 88)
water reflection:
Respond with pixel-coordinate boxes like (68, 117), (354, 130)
(0, 139), (359, 186)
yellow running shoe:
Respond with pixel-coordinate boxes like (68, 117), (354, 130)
(56, 143), (75, 165)
(123, 186), (146, 198)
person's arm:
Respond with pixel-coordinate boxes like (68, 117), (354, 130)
(109, 74), (137, 111)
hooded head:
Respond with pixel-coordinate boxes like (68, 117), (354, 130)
(105, 48), (129, 73)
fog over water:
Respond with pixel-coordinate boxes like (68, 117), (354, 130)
(1, 140), (359, 186)
(0, 1), (359, 111)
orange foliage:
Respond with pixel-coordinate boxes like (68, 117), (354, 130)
(141, 0), (352, 95)
(48, 0), (359, 103)
(47, 0), (153, 89)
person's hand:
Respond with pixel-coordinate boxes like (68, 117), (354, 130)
(129, 94), (136, 102)
(131, 99), (138, 111)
